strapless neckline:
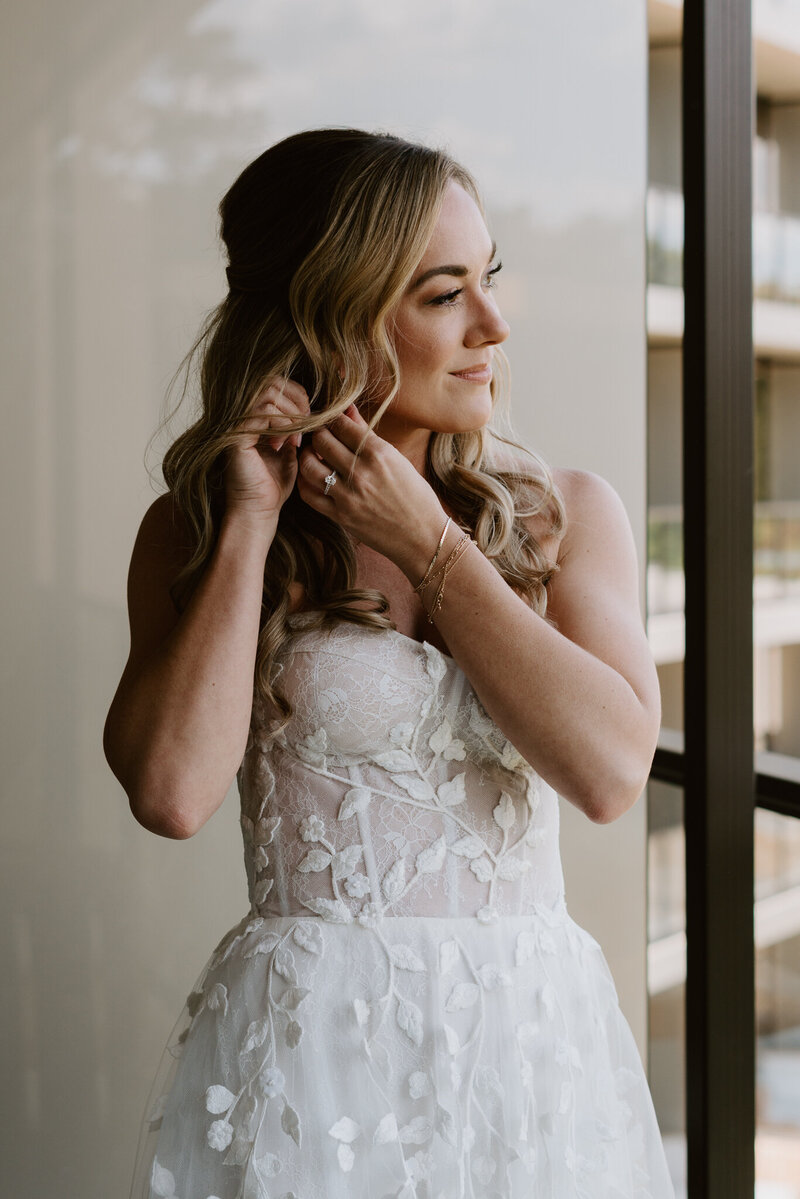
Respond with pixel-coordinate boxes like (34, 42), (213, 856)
(286, 609), (455, 662)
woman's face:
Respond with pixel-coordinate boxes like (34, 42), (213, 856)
(373, 181), (510, 451)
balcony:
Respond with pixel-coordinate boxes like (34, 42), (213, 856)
(647, 184), (800, 306)
(647, 185), (800, 358)
(647, 502), (800, 669)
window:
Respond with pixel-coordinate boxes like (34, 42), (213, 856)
(646, 2), (800, 1195)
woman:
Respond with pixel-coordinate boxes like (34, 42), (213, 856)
(105, 129), (675, 1198)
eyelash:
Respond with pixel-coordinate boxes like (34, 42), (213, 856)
(429, 262), (503, 307)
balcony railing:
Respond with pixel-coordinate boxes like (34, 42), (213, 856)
(648, 500), (800, 615)
(647, 185), (800, 304)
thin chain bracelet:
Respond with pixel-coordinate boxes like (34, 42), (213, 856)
(413, 516), (452, 596)
(425, 533), (474, 623)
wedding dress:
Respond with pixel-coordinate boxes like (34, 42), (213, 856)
(130, 613), (675, 1199)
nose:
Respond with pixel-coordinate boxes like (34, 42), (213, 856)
(467, 291), (510, 348)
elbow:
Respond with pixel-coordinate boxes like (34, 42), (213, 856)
(584, 798), (631, 825)
(126, 767), (214, 838)
(130, 793), (203, 840)
(104, 718), (210, 840)
(574, 768), (649, 826)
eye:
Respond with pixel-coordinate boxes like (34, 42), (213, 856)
(483, 261), (503, 289)
(428, 288), (463, 307)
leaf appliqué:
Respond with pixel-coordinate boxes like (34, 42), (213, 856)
(296, 848), (333, 873)
(337, 788), (371, 821)
(493, 792), (516, 831)
(396, 997), (424, 1046)
(436, 774), (467, 807)
(415, 835), (447, 874)
(293, 921), (323, 955)
(382, 857), (406, 901)
(281, 1101), (302, 1147)
(389, 943), (427, 972)
(332, 843), (363, 880)
(449, 834), (484, 859)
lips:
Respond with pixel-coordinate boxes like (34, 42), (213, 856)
(449, 364), (492, 383)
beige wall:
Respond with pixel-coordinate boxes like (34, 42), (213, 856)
(767, 362), (800, 499)
(648, 347), (683, 507)
(648, 45), (682, 192)
(0, 2), (649, 1194)
(772, 103), (800, 215)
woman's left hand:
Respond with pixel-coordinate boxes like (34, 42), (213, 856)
(296, 405), (446, 575)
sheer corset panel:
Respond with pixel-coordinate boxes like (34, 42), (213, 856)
(237, 615), (565, 925)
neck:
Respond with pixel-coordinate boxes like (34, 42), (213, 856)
(372, 418), (432, 475)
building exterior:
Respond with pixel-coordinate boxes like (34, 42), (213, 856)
(646, 2), (800, 1193)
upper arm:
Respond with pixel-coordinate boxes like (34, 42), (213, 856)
(543, 468), (661, 725)
(123, 493), (194, 674)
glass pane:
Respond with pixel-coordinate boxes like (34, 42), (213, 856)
(647, 39), (684, 734)
(753, 80), (800, 761)
(756, 808), (800, 1195)
(647, 779), (686, 1199)
(646, 34), (685, 1198)
(752, 46), (800, 1197)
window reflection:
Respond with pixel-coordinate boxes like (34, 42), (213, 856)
(647, 9), (800, 1197)
(756, 809), (800, 1194)
(647, 798), (800, 1197)
(647, 780), (686, 1198)
(646, 39), (800, 758)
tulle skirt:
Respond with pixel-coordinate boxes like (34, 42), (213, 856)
(130, 903), (675, 1199)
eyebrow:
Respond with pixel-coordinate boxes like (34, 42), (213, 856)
(409, 242), (497, 291)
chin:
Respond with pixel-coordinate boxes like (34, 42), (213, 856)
(449, 402), (493, 434)
(434, 417), (491, 437)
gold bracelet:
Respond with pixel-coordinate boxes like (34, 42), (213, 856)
(413, 516), (451, 595)
(425, 534), (474, 623)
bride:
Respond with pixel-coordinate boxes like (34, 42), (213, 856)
(105, 128), (674, 1198)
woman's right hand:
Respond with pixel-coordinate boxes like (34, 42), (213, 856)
(224, 378), (310, 524)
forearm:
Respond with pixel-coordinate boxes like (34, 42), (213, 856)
(105, 512), (274, 836)
(399, 527), (658, 822)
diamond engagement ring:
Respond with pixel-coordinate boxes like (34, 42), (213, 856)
(323, 470), (337, 495)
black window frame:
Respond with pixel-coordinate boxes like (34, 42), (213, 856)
(648, 1), (800, 1194)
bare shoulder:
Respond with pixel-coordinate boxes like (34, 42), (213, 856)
(551, 467), (636, 572)
(546, 465), (643, 632)
(126, 493), (195, 664)
(134, 491), (194, 558)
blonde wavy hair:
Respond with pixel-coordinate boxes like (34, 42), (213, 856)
(161, 129), (566, 723)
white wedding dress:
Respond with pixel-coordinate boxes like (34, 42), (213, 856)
(130, 613), (675, 1199)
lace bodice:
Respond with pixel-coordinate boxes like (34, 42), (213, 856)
(237, 615), (565, 925)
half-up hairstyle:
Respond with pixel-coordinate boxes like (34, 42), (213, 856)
(161, 128), (565, 725)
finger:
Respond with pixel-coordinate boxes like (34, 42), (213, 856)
(295, 464), (339, 515)
(237, 399), (304, 447)
(246, 395), (306, 425)
(309, 425), (357, 474)
(235, 414), (292, 450)
(298, 446), (343, 497)
(254, 376), (310, 413)
(273, 377), (311, 410)
(322, 406), (375, 455)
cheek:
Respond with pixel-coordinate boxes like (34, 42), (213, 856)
(395, 325), (448, 380)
